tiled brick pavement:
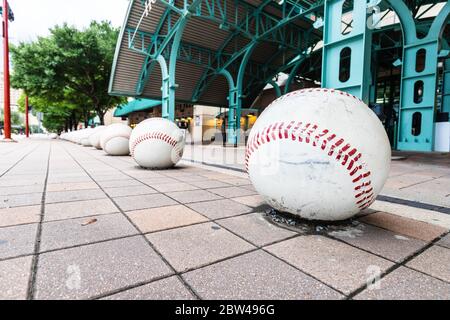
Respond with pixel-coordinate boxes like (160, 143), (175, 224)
(0, 139), (449, 300)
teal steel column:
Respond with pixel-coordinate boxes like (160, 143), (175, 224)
(218, 69), (237, 146)
(269, 80), (282, 98)
(386, 0), (450, 151)
(157, 55), (170, 118)
(284, 60), (303, 95)
(321, 0), (372, 103)
(232, 43), (258, 146)
(443, 58), (450, 114)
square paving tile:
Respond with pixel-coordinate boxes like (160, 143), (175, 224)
(44, 199), (119, 221)
(34, 236), (173, 299)
(97, 179), (143, 188)
(138, 177), (180, 185)
(187, 199), (253, 220)
(114, 194), (177, 212)
(0, 185), (44, 196)
(126, 205), (208, 233)
(0, 193), (42, 209)
(360, 212), (448, 242)
(147, 222), (255, 272)
(104, 185), (157, 198)
(231, 195), (267, 208)
(208, 187), (258, 198)
(103, 276), (195, 300)
(218, 213), (296, 247)
(215, 178), (252, 186)
(184, 250), (342, 300)
(189, 180), (232, 189)
(0, 256), (33, 300)
(46, 189), (106, 204)
(47, 175), (92, 184)
(437, 234), (450, 249)
(89, 173), (130, 182)
(46, 182), (99, 192)
(354, 267), (450, 300)
(166, 190), (223, 204)
(266, 235), (394, 295)
(370, 201), (450, 229)
(40, 213), (138, 252)
(151, 183), (199, 193)
(0, 177), (45, 187)
(0, 205), (41, 227)
(0, 224), (38, 260)
(328, 223), (427, 263)
(114, 193), (177, 211)
(406, 246), (450, 282)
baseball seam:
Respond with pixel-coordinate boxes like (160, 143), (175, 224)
(245, 121), (375, 210)
(267, 88), (363, 110)
(130, 132), (179, 158)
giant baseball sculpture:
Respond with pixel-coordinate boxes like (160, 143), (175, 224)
(100, 123), (132, 156)
(89, 126), (106, 149)
(129, 118), (186, 169)
(246, 88), (391, 221)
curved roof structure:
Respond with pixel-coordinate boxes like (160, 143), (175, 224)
(109, 0), (328, 107)
(109, 0), (449, 109)
(114, 98), (162, 117)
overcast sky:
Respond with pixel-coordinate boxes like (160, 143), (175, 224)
(1, 0), (130, 70)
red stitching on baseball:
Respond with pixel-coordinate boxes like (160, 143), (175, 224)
(246, 121), (373, 210)
(130, 132), (179, 158)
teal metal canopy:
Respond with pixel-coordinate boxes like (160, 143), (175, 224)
(114, 98), (162, 117)
(109, 0), (450, 151)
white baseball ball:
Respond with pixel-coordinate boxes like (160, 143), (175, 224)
(129, 118), (186, 169)
(100, 123), (132, 156)
(246, 88), (391, 221)
(89, 126), (106, 149)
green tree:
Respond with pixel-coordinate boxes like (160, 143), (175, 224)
(11, 21), (126, 127)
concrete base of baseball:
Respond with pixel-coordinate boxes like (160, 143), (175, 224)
(129, 118), (186, 169)
(246, 88), (391, 221)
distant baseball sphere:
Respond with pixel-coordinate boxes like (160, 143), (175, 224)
(246, 88), (391, 221)
(80, 129), (94, 147)
(129, 118), (186, 169)
(100, 124), (132, 156)
(89, 126), (106, 149)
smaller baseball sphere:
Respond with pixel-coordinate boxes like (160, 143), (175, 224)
(129, 118), (186, 169)
(89, 126), (106, 149)
(100, 124), (132, 156)
(246, 88), (391, 221)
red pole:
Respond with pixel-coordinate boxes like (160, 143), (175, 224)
(25, 95), (29, 137)
(2, 0), (11, 140)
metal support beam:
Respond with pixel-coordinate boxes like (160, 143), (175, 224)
(443, 58), (450, 114)
(385, 0), (450, 151)
(321, 0), (373, 103)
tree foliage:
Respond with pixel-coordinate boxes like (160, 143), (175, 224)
(11, 21), (126, 131)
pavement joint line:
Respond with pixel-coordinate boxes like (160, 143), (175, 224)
(27, 142), (52, 300)
(91, 273), (184, 300)
(72, 143), (279, 299)
(377, 196), (450, 215)
(71, 142), (372, 297)
(65, 141), (450, 299)
(398, 175), (448, 190)
(185, 157), (450, 215)
(346, 230), (450, 299)
(258, 246), (348, 298)
(0, 144), (41, 179)
(34, 233), (142, 256)
(62, 143), (203, 300)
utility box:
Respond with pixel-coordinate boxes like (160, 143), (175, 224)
(435, 122), (450, 152)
